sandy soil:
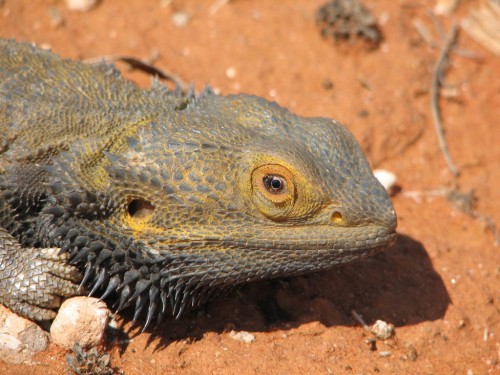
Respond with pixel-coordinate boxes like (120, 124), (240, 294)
(1, 0), (499, 374)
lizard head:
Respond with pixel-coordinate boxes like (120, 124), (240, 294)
(45, 90), (396, 321)
(2, 42), (395, 325)
(117, 92), (396, 248)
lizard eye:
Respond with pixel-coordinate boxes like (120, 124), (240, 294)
(263, 175), (286, 194)
(252, 164), (295, 205)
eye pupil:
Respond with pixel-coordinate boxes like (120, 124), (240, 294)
(263, 175), (286, 193)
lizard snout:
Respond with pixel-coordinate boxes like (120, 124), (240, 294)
(327, 201), (397, 232)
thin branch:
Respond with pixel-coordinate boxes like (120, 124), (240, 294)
(430, 22), (460, 177)
(413, 18), (482, 59)
(116, 56), (190, 93)
(351, 310), (370, 330)
(413, 18), (439, 48)
(85, 55), (190, 94)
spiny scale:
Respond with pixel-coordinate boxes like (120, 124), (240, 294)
(72, 245), (216, 330)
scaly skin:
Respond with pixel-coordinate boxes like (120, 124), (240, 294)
(0, 40), (396, 326)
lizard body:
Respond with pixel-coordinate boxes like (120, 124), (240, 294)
(0, 40), (396, 326)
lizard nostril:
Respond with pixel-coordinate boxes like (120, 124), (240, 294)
(331, 211), (344, 225)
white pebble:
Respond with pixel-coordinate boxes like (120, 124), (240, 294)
(371, 319), (395, 340)
(228, 330), (255, 343)
(65, 0), (98, 12)
(172, 12), (190, 27)
(433, 0), (459, 15)
(225, 67), (237, 79)
(50, 297), (110, 350)
(373, 169), (397, 192)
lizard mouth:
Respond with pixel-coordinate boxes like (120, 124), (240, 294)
(236, 223), (397, 253)
(139, 224), (398, 294)
(145, 222), (397, 257)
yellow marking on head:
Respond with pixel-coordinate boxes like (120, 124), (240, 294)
(79, 116), (155, 190)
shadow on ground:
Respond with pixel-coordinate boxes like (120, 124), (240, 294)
(111, 234), (450, 350)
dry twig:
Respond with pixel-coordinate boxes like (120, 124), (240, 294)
(85, 55), (190, 94)
(430, 22), (460, 177)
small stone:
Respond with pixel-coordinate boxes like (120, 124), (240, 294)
(316, 0), (382, 46)
(108, 318), (118, 329)
(228, 330), (255, 343)
(371, 319), (395, 340)
(405, 343), (418, 361)
(0, 305), (49, 364)
(50, 297), (110, 350)
(172, 12), (190, 27)
(65, 0), (98, 12)
(322, 79), (334, 90)
(434, 0), (459, 15)
(225, 67), (237, 79)
(358, 109), (369, 118)
(373, 169), (397, 192)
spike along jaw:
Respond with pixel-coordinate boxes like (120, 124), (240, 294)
(33, 138), (149, 325)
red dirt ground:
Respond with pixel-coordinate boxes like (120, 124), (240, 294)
(1, 0), (499, 374)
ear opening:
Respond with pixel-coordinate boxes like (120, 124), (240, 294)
(127, 198), (155, 220)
